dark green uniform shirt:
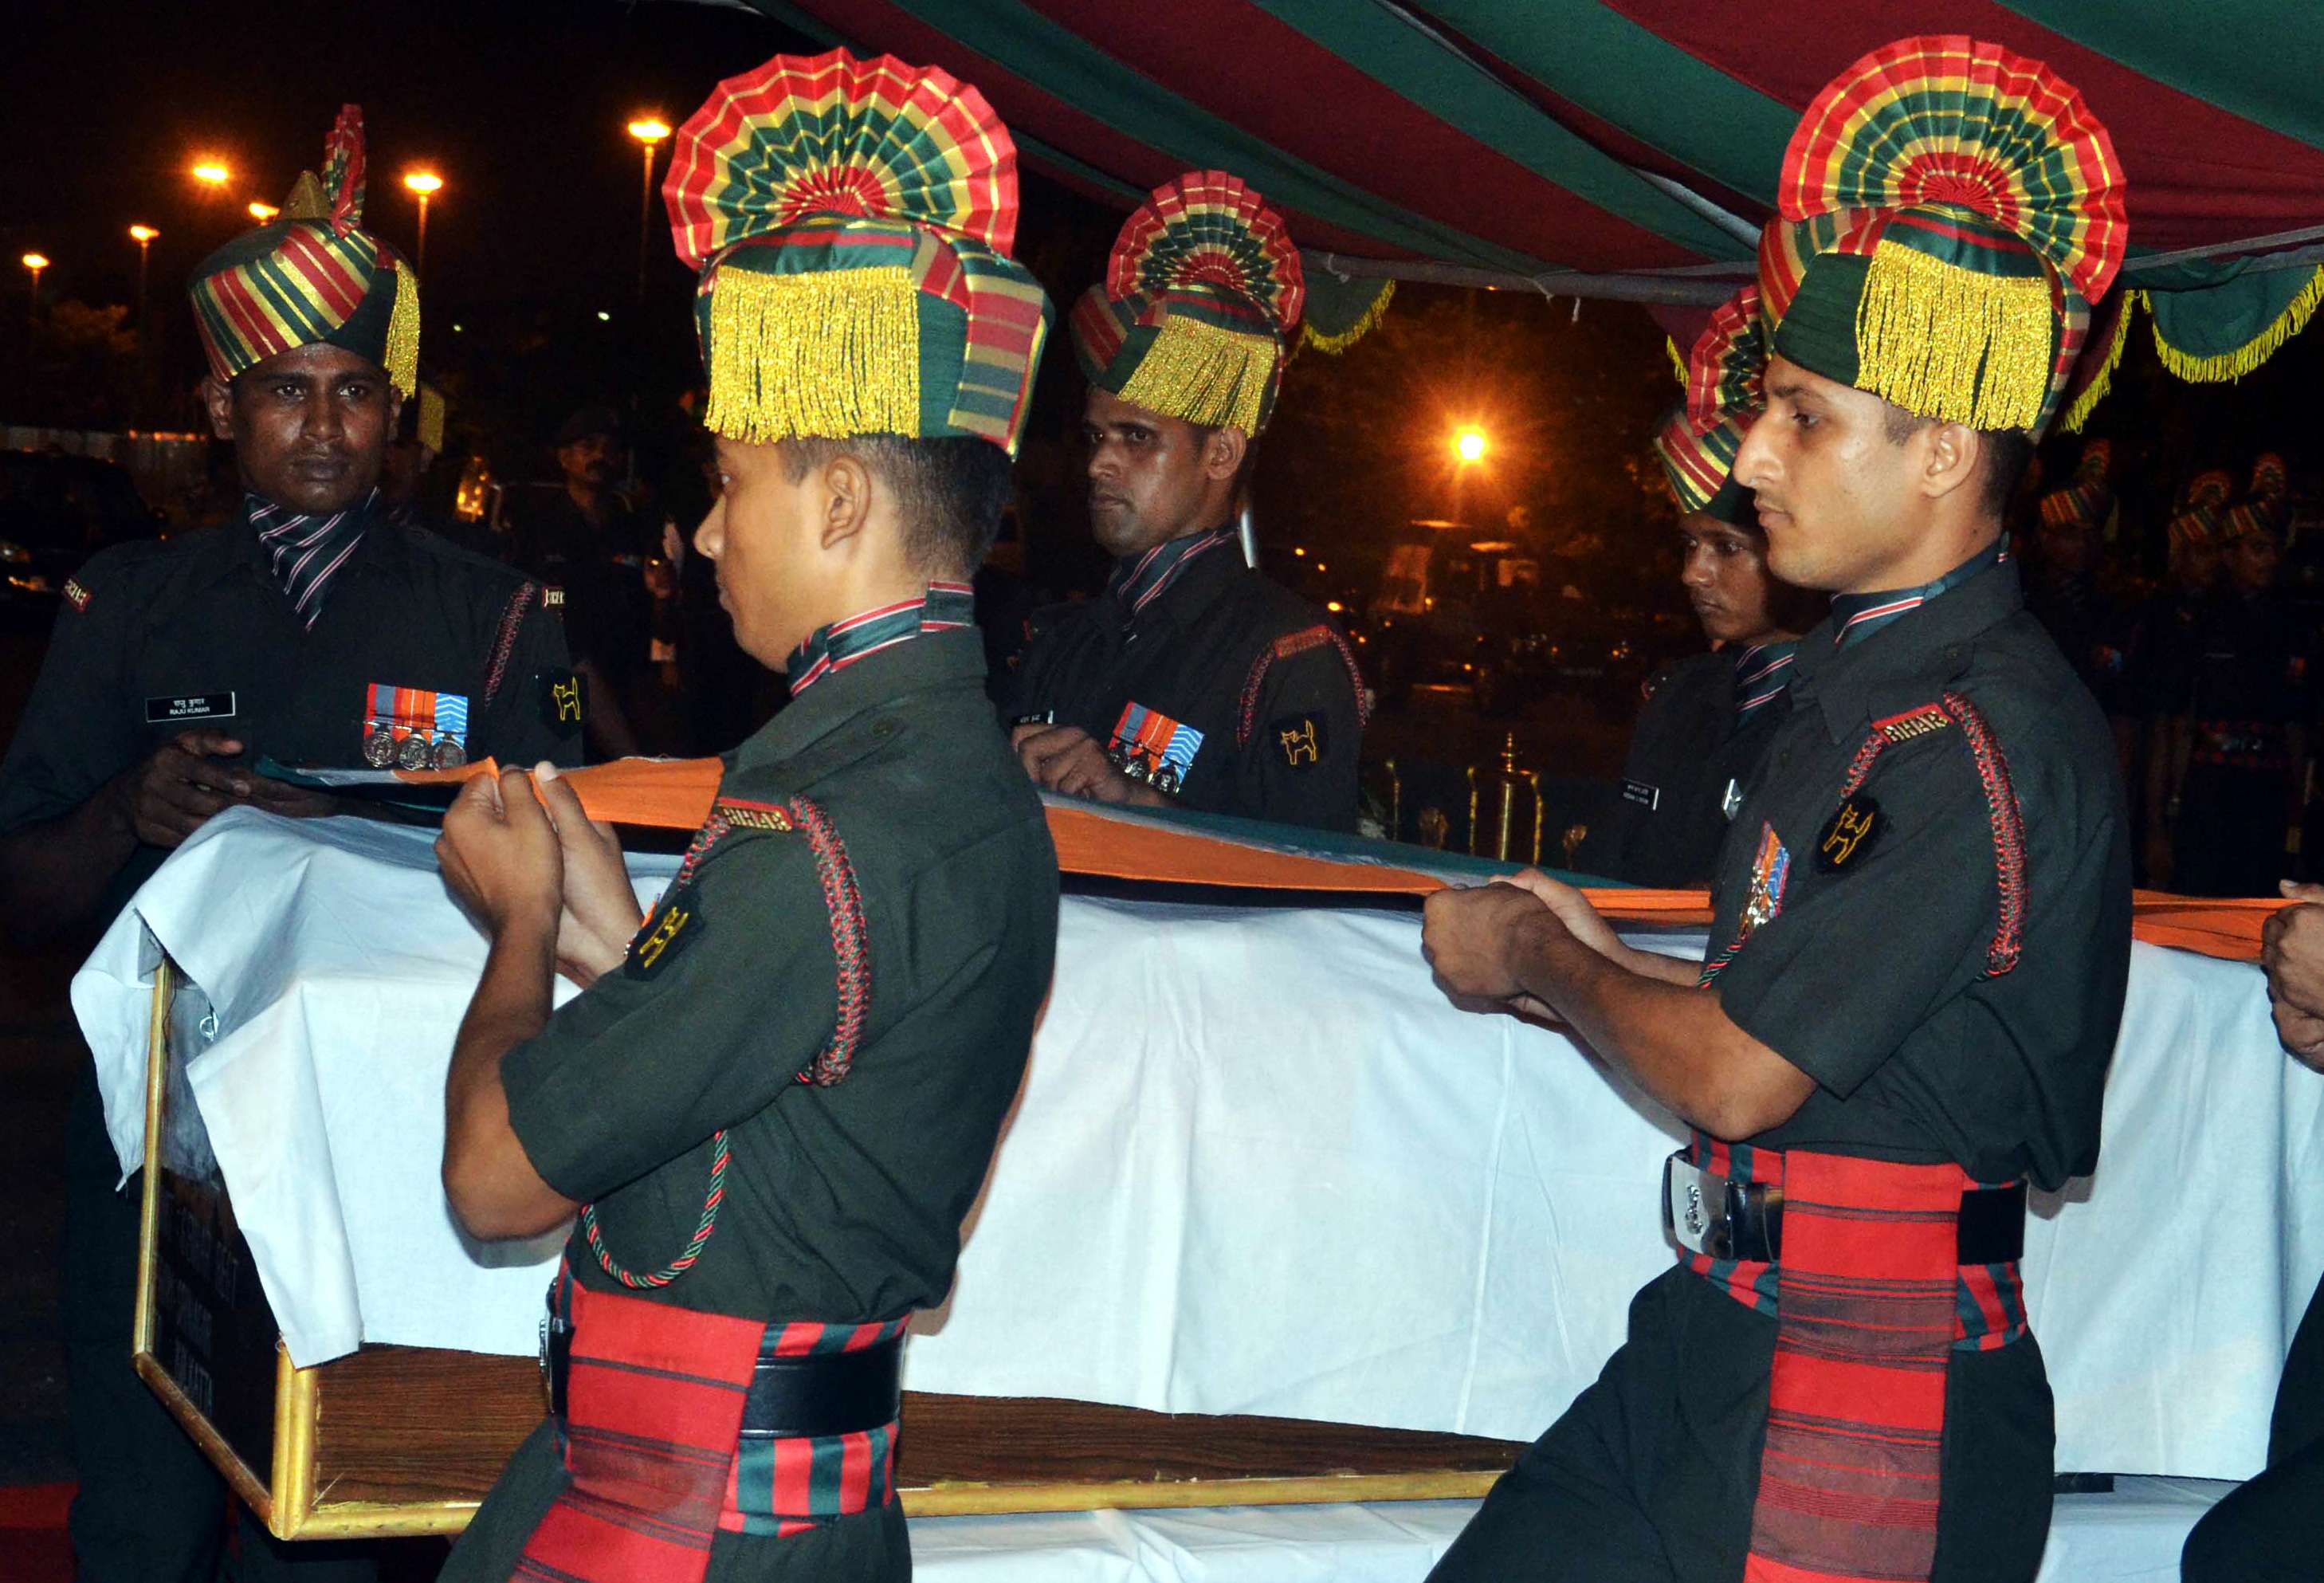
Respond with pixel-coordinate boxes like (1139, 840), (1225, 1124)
(1576, 651), (1788, 889)
(1706, 562), (2130, 1189)
(1003, 540), (1365, 831)
(0, 514), (577, 921)
(503, 627), (1059, 1321)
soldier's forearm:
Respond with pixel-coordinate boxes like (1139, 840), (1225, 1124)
(1518, 924), (1813, 1141)
(442, 910), (574, 1240)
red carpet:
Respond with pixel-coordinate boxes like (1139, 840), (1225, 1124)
(0, 1483), (73, 1583)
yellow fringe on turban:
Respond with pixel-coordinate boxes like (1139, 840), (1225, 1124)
(383, 259), (421, 398)
(704, 265), (922, 444)
(1116, 315), (1278, 435)
(1855, 241), (2054, 431)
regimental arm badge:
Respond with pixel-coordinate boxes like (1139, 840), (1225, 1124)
(1273, 713), (1325, 770)
(1107, 701), (1204, 795)
(63, 579), (91, 613)
(626, 884), (703, 979)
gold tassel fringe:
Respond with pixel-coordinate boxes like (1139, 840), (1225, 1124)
(2147, 266), (2324, 383)
(704, 265), (921, 444)
(1663, 334), (1686, 387)
(383, 258), (420, 398)
(1854, 240), (2054, 431)
(2059, 292), (2134, 434)
(1116, 314), (1277, 435)
(1302, 279), (1395, 356)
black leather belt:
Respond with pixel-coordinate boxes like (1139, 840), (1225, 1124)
(1663, 1152), (2026, 1265)
(544, 1318), (905, 1440)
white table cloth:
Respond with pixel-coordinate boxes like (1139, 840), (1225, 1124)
(77, 807), (2324, 1479)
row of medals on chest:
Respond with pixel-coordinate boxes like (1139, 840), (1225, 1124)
(362, 725), (468, 772)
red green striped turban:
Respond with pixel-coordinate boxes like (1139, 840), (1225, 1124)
(188, 106), (418, 397)
(2222, 456), (2291, 545)
(1652, 285), (1763, 524)
(1071, 171), (1305, 437)
(2168, 469), (2234, 560)
(2039, 438), (2114, 529)
(664, 49), (1051, 458)
(1757, 36), (2128, 438)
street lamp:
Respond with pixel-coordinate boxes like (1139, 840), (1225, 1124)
(191, 160), (230, 187)
(402, 171), (443, 277)
(128, 227), (159, 422)
(1451, 426), (1487, 524)
(628, 116), (672, 303)
(22, 253), (47, 336)
(248, 200), (279, 223)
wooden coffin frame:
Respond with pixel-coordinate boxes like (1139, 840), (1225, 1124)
(131, 959), (1523, 1540)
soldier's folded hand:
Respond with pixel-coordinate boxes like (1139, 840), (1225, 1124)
(530, 761), (642, 984)
(1422, 880), (1562, 1008)
(437, 766), (563, 936)
(116, 729), (253, 849)
(1013, 723), (1160, 807)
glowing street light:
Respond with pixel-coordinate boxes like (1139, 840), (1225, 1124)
(1454, 427), (1487, 463)
(402, 170), (443, 277)
(127, 227), (158, 318)
(191, 160), (230, 187)
(128, 228), (159, 424)
(248, 201), (279, 223)
(629, 116), (673, 304)
(22, 253), (47, 333)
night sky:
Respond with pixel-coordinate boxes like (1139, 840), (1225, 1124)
(6, 1), (828, 328)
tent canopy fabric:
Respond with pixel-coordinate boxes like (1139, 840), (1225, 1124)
(740, 0), (2324, 387)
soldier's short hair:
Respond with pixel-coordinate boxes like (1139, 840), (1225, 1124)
(779, 435), (1016, 577)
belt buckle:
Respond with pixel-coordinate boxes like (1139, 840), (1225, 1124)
(1663, 1153), (1730, 1260)
(540, 1305), (571, 1420)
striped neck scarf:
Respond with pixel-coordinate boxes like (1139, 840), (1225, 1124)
(249, 488), (378, 630)
(1109, 526), (1238, 621)
(785, 582), (974, 694)
(1830, 537), (2008, 650)
(1732, 640), (1799, 724)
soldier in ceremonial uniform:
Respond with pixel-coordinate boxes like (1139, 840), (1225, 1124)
(1421, 38), (2131, 1583)
(2165, 460), (2310, 896)
(2025, 438), (2128, 714)
(0, 108), (573, 1583)
(431, 51), (1057, 1583)
(2129, 471), (2229, 884)
(1003, 172), (1366, 831)
(1578, 285), (1816, 887)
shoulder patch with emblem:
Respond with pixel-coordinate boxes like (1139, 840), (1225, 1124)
(1272, 713), (1327, 769)
(713, 796), (794, 833)
(63, 579), (91, 613)
(541, 668), (587, 732)
(1816, 795), (1882, 871)
(626, 883), (704, 979)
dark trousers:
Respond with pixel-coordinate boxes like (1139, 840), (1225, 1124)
(2175, 766), (2295, 898)
(1427, 1267), (2055, 1583)
(64, 1062), (377, 1583)
(2181, 1270), (2324, 1582)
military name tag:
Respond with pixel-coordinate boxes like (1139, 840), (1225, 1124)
(1621, 779), (1660, 811)
(146, 693), (237, 725)
(626, 887), (703, 980)
(1816, 795), (1882, 872)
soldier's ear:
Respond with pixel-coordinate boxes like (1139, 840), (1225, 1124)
(1919, 422), (1980, 505)
(202, 376), (237, 442)
(1203, 426), (1247, 483)
(818, 450), (874, 551)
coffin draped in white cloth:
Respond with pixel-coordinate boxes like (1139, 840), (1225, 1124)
(75, 807), (2324, 1479)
